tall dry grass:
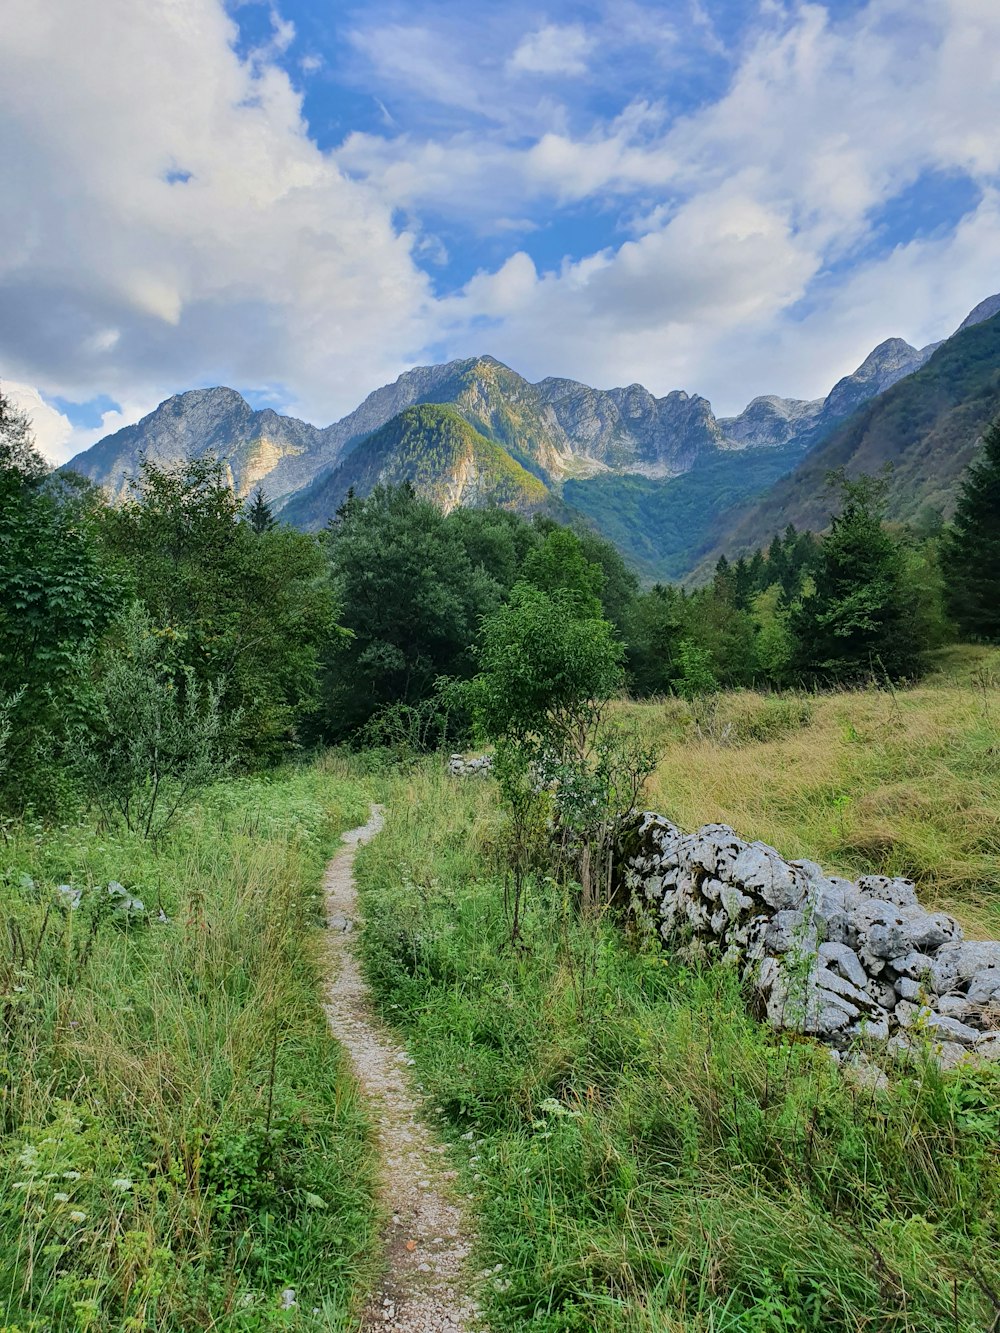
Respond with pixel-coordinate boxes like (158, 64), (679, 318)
(616, 645), (1000, 937)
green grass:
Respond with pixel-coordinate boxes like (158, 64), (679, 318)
(619, 644), (1000, 938)
(355, 762), (1000, 1332)
(0, 761), (378, 1330)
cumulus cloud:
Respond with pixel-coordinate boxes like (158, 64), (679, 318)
(4, 0), (1000, 461)
(0, 0), (434, 450)
(508, 24), (594, 76)
(1, 383), (75, 465)
(417, 0), (1000, 408)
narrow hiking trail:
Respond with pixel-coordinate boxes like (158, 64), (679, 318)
(322, 806), (482, 1333)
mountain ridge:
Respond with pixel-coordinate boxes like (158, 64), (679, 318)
(63, 292), (1000, 580)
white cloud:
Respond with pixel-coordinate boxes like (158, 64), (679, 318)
(508, 24), (594, 76)
(3, 0), (1000, 460)
(1, 383), (74, 465)
(0, 0), (434, 441)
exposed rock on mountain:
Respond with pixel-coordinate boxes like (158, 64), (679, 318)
(64, 292), (1000, 580)
(66, 387), (328, 503)
(957, 292), (1000, 332)
(718, 395), (823, 449)
(821, 337), (935, 419)
(280, 404), (549, 529)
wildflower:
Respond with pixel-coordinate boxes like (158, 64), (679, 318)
(53, 1192), (70, 1203)
(69, 1210), (87, 1223)
(111, 1177), (134, 1192)
(63, 1171), (81, 1181)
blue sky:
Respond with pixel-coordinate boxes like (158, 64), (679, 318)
(2, 0), (999, 460)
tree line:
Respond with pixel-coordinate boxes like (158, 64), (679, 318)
(2, 387), (998, 819)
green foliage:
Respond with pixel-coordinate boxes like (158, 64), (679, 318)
(0, 766), (377, 1327)
(246, 484), (276, 534)
(283, 403), (549, 530)
(564, 442), (807, 581)
(471, 583), (651, 909)
(71, 604), (229, 838)
(99, 457), (336, 762)
(357, 768), (1000, 1332)
(521, 528), (604, 619)
(0, 393), (47, 486)
(472, 583), (624, 755)
(0, 394), (120, 809)
(321, 484), (505, 738)
(942, 417), (1000, 640)
(793, 472), (924, 683)
(673, 639), (719, 699)
(724, 309), (1000, 554)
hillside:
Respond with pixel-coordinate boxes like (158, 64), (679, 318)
(703, 309), (1000, 565)
(280, 403), (549, 528)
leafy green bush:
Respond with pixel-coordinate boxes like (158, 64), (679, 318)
(71, 604), (229, 838)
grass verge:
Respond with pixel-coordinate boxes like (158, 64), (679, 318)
(356, 762), (1000, 1332)
(0, 763), (377, 1331)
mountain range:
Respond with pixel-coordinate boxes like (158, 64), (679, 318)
(65, 294), (1000, 581)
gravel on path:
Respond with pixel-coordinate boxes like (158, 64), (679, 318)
(321, 806), (483, 1332)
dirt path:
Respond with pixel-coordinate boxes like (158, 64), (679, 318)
(321, 806), (482, 1332)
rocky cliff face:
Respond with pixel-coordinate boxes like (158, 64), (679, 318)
(67, 387), (328, 502)
(69, 329), (936, 507)
(821, 337), (935, 420)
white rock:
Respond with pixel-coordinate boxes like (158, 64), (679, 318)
(818, 941), (869, 988)
(856, 874), (919, 906)
(729, 842), (807, 911)
(967, 966), (1000, 1005)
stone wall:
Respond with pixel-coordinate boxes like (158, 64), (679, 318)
(622, 813), (1000, 1067)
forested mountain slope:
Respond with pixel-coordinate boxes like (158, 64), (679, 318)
(280, 404), (549, 528)
(701, 309), (1000, 567)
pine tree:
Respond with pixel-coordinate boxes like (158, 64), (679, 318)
(792, 471), (922, 683)
(941, 419), (1000, 640)
(732, 556), (752, 609)
(246, 485), (275, 534)
(712, 554), (734, 604)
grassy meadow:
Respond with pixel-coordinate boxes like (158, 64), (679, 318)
(355, 652), (1000, 1331)
(1, 649), (999, 1330)
(0, 766), (378, 1331)
(618, 645), (1000, 938)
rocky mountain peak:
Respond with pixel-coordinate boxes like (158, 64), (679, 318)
(957, 293), (1000, 333)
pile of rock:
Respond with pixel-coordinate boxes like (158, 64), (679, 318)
(622, 813), (1000, 1066)
(448, 753), (493, 777)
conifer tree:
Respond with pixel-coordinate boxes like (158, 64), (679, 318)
(792, 471), (922, 683)
(246, 484), (276, 534)
(941, 419), (1000, 641)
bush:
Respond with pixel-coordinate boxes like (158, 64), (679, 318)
(72, 604), (229, 838)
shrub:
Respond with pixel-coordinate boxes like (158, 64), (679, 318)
(71, 604), (229, 838)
